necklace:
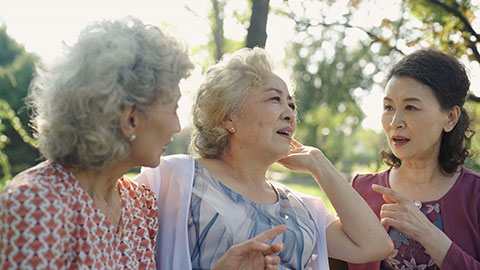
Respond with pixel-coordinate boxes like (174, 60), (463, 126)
(88, 176), (127, 239)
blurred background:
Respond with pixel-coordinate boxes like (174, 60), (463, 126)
(1, 0), (479, 200)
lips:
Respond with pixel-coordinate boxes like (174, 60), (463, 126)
(277, 127), (293, 139)
(392, 135), (410, 146)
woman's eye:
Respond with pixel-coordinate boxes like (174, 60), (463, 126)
(271, 96), (281, 102)
(405, 105), (417, 111)
(383, 105), (393, 111)
(289, 103), (296, 110)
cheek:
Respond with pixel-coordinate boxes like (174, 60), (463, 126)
(420, 124), (444, 142)
(381, 115), (391, 130)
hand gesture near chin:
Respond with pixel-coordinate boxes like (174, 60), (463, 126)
(277, 139), (321, 172)
(213, 225), (287, 270)
(277, 139), (336, 182)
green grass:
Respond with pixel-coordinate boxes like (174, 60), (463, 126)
(125, 172), (138, 180)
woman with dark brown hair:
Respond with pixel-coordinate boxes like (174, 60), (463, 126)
(349, 49), (479, 270)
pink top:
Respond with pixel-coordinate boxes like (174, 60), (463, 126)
(0, 161), (158, 269)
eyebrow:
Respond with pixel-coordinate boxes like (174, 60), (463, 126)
(265, 87), (292, 100)
(383, 97), (423, 103)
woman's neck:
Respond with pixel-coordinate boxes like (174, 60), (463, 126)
(390, 160), (460, 202)
(198, 151), (278, 204)
(395, 159), (444, 186)
(205, 154), (268, 185)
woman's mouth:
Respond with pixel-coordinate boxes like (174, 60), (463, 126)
(392, 136), (410, 146)
(276, 129), (292, 140)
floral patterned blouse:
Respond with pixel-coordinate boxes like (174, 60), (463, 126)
(381, 202), (444, 270)
(0, 161), (158, 269)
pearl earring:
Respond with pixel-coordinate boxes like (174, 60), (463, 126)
(230, 127), (236, 132)
(129, 134), (136, 142)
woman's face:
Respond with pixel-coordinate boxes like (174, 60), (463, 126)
(230, 73), (296, 160)
(132, 87), (181, 168)
(381, 76), (450, 162)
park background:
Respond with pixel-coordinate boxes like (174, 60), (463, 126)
(1, 0), (480, 212)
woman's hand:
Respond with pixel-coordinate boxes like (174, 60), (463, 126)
(213, 225), (287, 270)
(372, 184), (452, 267)
(277, 139), (325, 174)
(278, 139), (339, 184)
(279, 140), (393, 263)
(372, 184), (438, 240)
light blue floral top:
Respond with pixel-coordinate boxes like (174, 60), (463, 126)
(188, 161), (318, 270)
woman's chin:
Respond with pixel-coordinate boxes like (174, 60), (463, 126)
(271, 148), (290, 161)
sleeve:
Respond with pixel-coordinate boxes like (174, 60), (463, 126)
(297, 193), (338, 270)
(0, 184), (69, 269)
(133, 165), (162, 199)
(441, 242), (480, 270)
(306, 194), (338, 228)
(325, 208), (339, 228)
(134, 168), (151, 188)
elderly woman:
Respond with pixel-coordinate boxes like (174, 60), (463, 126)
(0, 18), (285, 269)
(348, 49), (479, 270)
(134, 47), (393, 269)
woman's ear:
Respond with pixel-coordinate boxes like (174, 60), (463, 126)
(220, 117), (237, 133)
(220, 113), (238, 133)
(444, 105), (461, 133)
(121, 105), (139, 138)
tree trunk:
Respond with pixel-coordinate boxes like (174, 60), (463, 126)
(211, 0), (224, 60)
(246, 0), (270, 48)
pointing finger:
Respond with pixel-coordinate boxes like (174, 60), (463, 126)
(382, 194), (396, 204)
(253, 225), (287, 243)
(372, 184), (409, 203)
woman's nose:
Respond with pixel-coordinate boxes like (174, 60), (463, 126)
(390, 112), (405, 129)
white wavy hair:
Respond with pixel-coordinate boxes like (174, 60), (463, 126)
(190, 47), (273, 158)
(27, 17), (193, 169)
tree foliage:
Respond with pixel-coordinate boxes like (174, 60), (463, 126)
(187, 0), (251, 69)
(0, 26), (39, 185)
(361, 0), (480, 168)
(398, 0), (480, 102)
(279, 0), (480, 171)
(277, 0), (394, 172)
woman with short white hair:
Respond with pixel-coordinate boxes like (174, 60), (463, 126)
(136, 47), (393, 269)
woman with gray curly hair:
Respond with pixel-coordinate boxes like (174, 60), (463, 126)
(135, 47), (393, 269)
(0, 18), (285, 270)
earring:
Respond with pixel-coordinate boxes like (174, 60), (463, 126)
(229, 127), (236, 132)
(129, 134), (136, 142)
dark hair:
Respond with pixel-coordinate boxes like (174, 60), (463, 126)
(381, 49), (475, 174)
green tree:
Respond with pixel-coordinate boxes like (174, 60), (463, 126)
(246, 0), (270, 48)
(0, 26), (39, 184)
(169, 0), (274, 155)
(281, 0), (479, 171)
(368, 0), (480, 102)
(278, 1), (395, 172)
(357, 0), (480, 168)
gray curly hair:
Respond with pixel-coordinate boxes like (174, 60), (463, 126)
(27, 17), (193, 169)
(190, 47), (273, 158)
